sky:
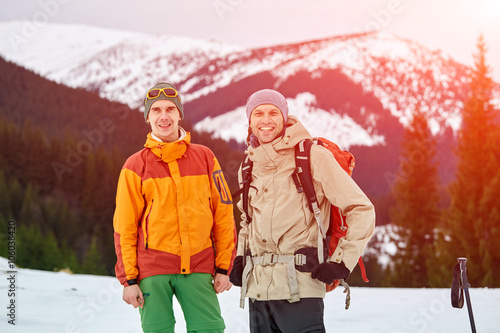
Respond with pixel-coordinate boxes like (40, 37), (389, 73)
(1, 257), (499, 332)
(0, 0), (499, 81)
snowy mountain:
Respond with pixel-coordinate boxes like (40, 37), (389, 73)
(2, 21), (499, 197)
(2, 256), (499, 332)
(0, 21), (241, 107)
(2, 21), (496, 138)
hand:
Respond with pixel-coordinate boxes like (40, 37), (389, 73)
(123, 284), (144, 308)
(229, 256), (243, 287)
(311, 262), (350, 285)
(214, 273), (232, 294)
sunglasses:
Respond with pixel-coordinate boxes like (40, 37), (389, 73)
(144, 87), (181, 105)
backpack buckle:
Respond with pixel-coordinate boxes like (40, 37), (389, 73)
(294, 254), (307, 266)
(261, 253), (275, 266)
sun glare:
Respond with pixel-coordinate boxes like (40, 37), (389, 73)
(477, 0), (500, 20)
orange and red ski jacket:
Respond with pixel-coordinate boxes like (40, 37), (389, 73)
(114, 131), (237, 286)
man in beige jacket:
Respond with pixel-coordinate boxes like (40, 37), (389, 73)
(230, 89), (376, 333)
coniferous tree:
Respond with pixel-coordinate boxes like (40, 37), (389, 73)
(18, 184), (43, 228)
(80, 236), (107, 275)
(81, 153), (99, 233)
(8, 177), (24, 219)
(439, 35), (500, 287)
(0, 170), (12, 219)
(16, 224), (62, 271)
(389, 106), (441, 287)
(42, 195), (79, 248)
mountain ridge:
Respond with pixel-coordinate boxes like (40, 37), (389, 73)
(2, 22), (497, 135)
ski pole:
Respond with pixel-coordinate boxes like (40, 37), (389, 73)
(457, 257), (476, 333)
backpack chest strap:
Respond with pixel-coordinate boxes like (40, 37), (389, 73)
(251, 253), (307, 266)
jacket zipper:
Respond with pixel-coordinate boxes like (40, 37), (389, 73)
(145, 199), (154, 249)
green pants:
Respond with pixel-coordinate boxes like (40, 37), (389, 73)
(139, 273), (225, 333)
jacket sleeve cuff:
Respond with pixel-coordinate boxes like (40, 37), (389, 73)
(215, 267), (228, 275)
(126, 279), (138, 286)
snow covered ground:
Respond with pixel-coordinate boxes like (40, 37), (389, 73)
(1, 257), (499, 333)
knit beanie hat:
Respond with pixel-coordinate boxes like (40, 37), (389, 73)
(144, 82), (183, 122)
(246, 89), (288, 123)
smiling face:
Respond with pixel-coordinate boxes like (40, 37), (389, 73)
(147, 99), (181, 142)
(249, 104), (284, 144)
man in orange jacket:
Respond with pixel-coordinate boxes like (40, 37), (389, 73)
(113, 82), (237, 333)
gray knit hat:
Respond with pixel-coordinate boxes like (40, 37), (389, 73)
(144, 82), (183, 122)
(246, 89), (288, 123)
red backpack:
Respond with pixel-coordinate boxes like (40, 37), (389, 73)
(294, 138), (368, 292)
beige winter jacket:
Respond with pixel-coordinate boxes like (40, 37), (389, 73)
(237, 116), (375, 301)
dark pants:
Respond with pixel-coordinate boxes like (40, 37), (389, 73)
(249, 298), (326, 333)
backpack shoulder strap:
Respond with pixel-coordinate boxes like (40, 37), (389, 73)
(294, 139), (327, 263)
(232, 155), (253, 223)
(294, 139), (317, 213)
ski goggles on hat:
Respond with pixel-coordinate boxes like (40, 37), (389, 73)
(144, 87), (181, 105)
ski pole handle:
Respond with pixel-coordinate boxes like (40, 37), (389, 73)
(457, 257), (470, 289)
(457, 257), (476, 333)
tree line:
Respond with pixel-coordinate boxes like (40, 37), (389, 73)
(388, 36), (500, 287)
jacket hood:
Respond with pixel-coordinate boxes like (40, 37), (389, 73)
(276, 115), (312, 150)
(144, 128), (191, 163)
(246, 115), (312, 159)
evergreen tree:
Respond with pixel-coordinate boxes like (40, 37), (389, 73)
(439, 35), (500, 287)
(42, 195), (79, 248)
(389, 106), (441, 287)
(17, 224), (62, 271)
(80, 236), (107, 275)
(18, 184), (44, 229)
(81, 153), (99, 233)
(8, 177), (24, 219)
(59, 242), (81, 273)
(0, 170), (13, 220)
